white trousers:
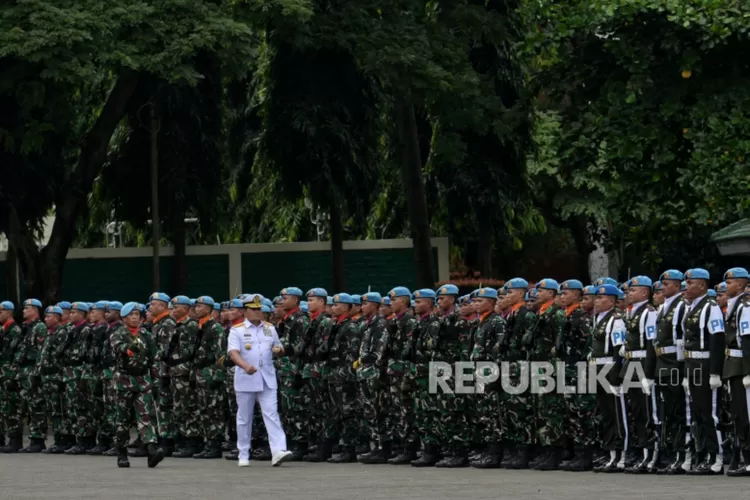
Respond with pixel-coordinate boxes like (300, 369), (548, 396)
(236, 381), (288, 461)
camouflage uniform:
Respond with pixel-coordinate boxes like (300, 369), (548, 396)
(326, 315), (362, 457)
(357, 313), (391, 456)
(277, 308), (309, 452)
(36, 322), (68, 447)
(99, 320), (121, 451)
(109, 323), (159, 449)
(223, 321), (240, 447)
(60, 320), (97, 449)
(409, 312), (442, 464)
(1, 320), (23, 445)
(151, 312), (177, 441)
(86, 320), (109, 448)
(386, 310), (418, 458)
(15, 320), (48, 442)
(502, 304), (536, 456)
(165, 316), (202, 452)
(193, 317), (226, 454)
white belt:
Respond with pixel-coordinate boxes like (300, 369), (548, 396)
(685, 350), (710, 359)
(727, 348), (743, 358)
(655, 346), (677, 356)
(625, 350), (647, 359)
(591, 357), (615, 365)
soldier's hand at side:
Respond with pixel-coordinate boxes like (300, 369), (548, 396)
(272, 346), (284, 356)
(245, 365), (257, 375)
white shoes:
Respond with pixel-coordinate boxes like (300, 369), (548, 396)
(271, 450), (293, 467)
(238, 459), (250, 467)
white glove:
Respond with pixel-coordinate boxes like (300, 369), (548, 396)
(642, 378), (654, 395)
(743, 375), (750, 389)
(682, 378), (690, 391)
(618, 346), (625, 357)
(709, 374), (722, 389)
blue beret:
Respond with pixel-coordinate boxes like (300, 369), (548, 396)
(475, 287), (498, 299)
(715, 282), (727, 293)
(617, 290), (625, 300)
(497, 287), (507, 296)
(653, 281), (663, 291)
(121, 302), (138, 317)
(707, 289), (717, 297)
(561, 280), (584, 290)
(458, 295), (470, 304)
(190, 299), (197, 307)
(138, 303), (148, 313)
(326, 296), (333, 305)
(594, 277), (618, 286)
(280, 287), (303, 297)
(685, 268), (710, 280)
(381, 296), (391, 305)
(261, 298), (273, 308)
(681, 281), (687, 291)
(333, 293), (353, 304)
(724, 267), (750, 280)
(527, 288), (539, 299)
(300, 301), (308, 313)
(436, 284), (459, 296)
(172, 295), (192, 306)
(659, 270), (684, 281)
(506, 278), (529, 290)
(196, 296), (215, 307)
(629, 276), (653, 288)
(0, 301), (15, 311)
(229, 298), (244, 308)
(582, 285), (596, 295)
(92, 301), (108, 311)
(388, 287), (412, 299)
(413, 289), (436, 300)
(71, 301), (90, 313)
(24, 298), (43, 308)
(536, 279), (559, 291)
(306, 288), (328, 298)
(596, 284), (620, 297)
(261, 305), (272, 313)
(410, 300), (416, 307)
(57, 301), (72, 310)
(273, 296), (282, 304)
(351, 295), (362, 305)
(149, 292), (171, 304)
(107, 301), (123, 312)
(362, 292), (382, 303)
(45, 305), (63, 316)
(213, 303), (221, 311)
(470, 289), (481, 298)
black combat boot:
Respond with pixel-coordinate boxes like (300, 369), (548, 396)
(626, 448), (651, 474)
(147, 443), (166, 468)
(117, 447), (130, 468)
(569, 447), (594, 471)
(303, 440), (332, 463)
(646, 448), (662, 473)
(1, 435), (22, 453)
(506, 444), (531, 469)
(328, 445), (357, 463)
(535, 447), (562, 471)
(529, 446), (550, 469)
(194, 439), (223, 459)
(173, 436), (200, 458)
(252, 445), (272, 460)
(43, 435), (65, 454)
(727, 450), (750, 477)
(727, 448), (741, 473)
(160, 437), (174, 457)
(360, 441), (391, 464)
(20, 437), (46, 453)
(436, 446), (469, 468)
(224, 449), (239, 461)
(0, 434), (4, 447)
(127, 436), (143, 449)
(288, 441), (308, 461)
(411, 444), (441, 467)
(561, 447), (582, 471)
(388, 442), (418, 465)
(471, 444), (502, 469)
(88, 437), (111, 456)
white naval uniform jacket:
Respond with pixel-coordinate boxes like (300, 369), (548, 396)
(228, 320), (282, 392)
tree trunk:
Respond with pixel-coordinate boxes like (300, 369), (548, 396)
(568, 215), (592, 284)
(171, 210), (187, 295)
(396, 94), (434, 288)
(5, 234), (21, 305)
(329, 201), (345, 291)
(477, 212), (494, 278)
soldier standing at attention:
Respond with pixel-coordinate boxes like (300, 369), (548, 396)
(652, 281), (665, 307)
(716, 282), (728, 313)
(37, 306), (67, 454)
(100, 301), (122, 456)
(0, 301), (23, 453)
(110, 302), (165, 468)
(61, 302), (95, 454)
(192, 296), (227, 459)
(380, 297), (393, 318)
(223, 298), (245, 461)
(86, 301), (110, 455)
(147, 293), (177, 456)
(276, 287), (310, 460)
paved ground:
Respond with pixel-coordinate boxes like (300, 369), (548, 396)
(0, 453), (743, 500)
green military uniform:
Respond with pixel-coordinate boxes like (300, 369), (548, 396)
(100, 318), (121, 455)
(0, 315), (24, 451)
(151, 310), (177, 445)
(60, 312), (96, 453)
(15, 314), (49, 451)
(193, 314), (226, 458)
(36, 314), (68, 453)
(86, 316), (109, 452)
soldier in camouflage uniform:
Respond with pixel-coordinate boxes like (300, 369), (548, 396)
(165, 295), (202, 457)
(99, 301), (122, 456)
(223, 299), (245, 460)
(191, 296), (227, 458)
(469, 287), (506, 468)
(558, 280), (597, 471)
(37, 306), (68, 453)
(500, 278), (536, 470)
(147, 293), (177, 455)
(85, 301), (110, 454)
(384, 287), (419, 465)
(276, 287), (310, 459)
(409, 288), (447, 467)
(528, 279), (567, 470)
(0, 301), (23, 452)
(324, 293), (363, 463)
(110, 302), (165, 468)
(298, 288), (335, 462)
(356, 292), (392, 464)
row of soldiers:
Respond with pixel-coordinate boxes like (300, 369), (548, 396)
(1, 266), (749, 475)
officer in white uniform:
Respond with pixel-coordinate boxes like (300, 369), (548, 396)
(228, 294), (292, 467)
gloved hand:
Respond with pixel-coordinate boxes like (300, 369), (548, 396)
(682, 378), (690, 391)
(618, 346), (625, 358)
(743, 375), (750, 389)
(709, 374), (722, 389)
(641, 378), (654, 396)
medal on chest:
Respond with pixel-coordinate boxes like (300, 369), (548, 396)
(245, 342), (252, 350)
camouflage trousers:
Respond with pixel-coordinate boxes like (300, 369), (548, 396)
(388, 373), (418, 448)
(476, 389), (502, 445)
(99, 370), (117, 442)
(414, 375), (441, 445)
(465, 394), (484, 449)
(82, 371), (104, 439)
(359, 376), (393, 444)
(18, 369), (47, 439)
(437, 387), (468, 452)
(1, 373), (21, 438)
(158, 376), (176, 439)
(197, 381), (226, 442)
(170, 376), (200, 438)
(114, 388), (158, 448)
(564, 373), (598, 447)
(279, 374), (307, 446)
(500, 363), (534, 446)
(534, 392), (565, 447)
(328, 381), (359, 446)
(42, 376), (66, 438)
(63, 369), (95, 439)
(303, 376), (335, 441)
(225, 369), (237, 439)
